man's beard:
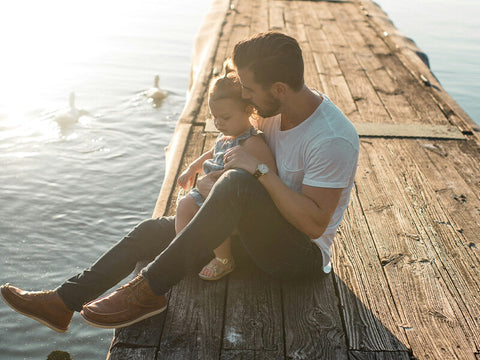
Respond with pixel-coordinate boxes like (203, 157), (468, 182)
(251, 96), (281, 118)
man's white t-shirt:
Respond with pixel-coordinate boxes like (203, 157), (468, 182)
(256, 94), (359, 273)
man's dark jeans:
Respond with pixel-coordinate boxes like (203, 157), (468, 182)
(57, 169), (323, 312)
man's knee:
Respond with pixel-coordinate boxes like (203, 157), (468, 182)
(216, 169), (256, 190)
(208, 169), (264, 204)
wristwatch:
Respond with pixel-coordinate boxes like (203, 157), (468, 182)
(253, 163), (269, 179)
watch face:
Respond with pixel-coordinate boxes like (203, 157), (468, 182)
(258, 163), (269, 174)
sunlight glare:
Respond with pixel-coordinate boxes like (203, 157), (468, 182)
(0, 0), (129, 114)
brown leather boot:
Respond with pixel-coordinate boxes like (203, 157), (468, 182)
(80, 275), (167, 329)
(1, 283), (74, 333)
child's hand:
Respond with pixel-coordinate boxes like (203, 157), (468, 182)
(177, 167), (196, 189)
(197, 170), (223, 197)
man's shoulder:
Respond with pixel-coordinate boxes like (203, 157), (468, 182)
(310, 97), (358, 146)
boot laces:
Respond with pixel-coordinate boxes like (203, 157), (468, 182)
(118, 275), (144, 292)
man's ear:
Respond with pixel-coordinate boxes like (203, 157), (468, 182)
(270, 82), (288, 98)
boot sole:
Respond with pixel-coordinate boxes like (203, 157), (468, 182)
(0, 289), (68, 333)
(80, 304), (168, 329)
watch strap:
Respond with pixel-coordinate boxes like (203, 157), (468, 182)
(253, 168), (263, 179)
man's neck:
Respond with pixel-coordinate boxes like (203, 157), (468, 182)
(280, 86), (323, 131)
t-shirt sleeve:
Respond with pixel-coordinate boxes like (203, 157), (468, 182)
(303, 137), (358, 188)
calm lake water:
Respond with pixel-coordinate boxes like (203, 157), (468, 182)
(0, 1), (212, 359)
(0, 0), (478, 359)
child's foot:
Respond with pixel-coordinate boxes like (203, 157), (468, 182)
(198, 257), (235, 281)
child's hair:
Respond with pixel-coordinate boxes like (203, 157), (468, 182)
(208, 59), (250, 109)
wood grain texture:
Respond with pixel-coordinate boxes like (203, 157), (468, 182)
(356, 139), (478, 359)
(156, 274), (227, 360)
(107, 346), (157, 360)
(221, 258), (284, 359)
(333, 191), (410, 351)
(353, 123), (465, 139)
(282, 271), (349, 360)
(348, 350), (411, 360)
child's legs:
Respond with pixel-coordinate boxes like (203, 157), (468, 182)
(177, 191), (234, 259)
(212, 237), (233, 259)
(175, 194), (200, 234)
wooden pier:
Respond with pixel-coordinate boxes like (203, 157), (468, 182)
(107, 0), (480, 359)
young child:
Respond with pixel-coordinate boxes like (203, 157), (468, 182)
(175, 61), (276, 281)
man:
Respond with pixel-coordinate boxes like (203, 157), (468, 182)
(1, 32), (359, 332)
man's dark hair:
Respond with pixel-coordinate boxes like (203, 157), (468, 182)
(232, 32), (304, 91)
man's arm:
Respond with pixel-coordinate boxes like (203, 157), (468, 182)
(223, 145), (342, 238)
(258, 173), (342, 238)
(240, 135), (277, 175)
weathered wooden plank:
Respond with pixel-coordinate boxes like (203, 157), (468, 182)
(450, 140), (480, 193)
(282, 270), (348, 359)
(387, 140), (480, 343)
(356, 138), (478, 359)
(313, 2), (391, 124)
(330, 3), (420, 125)
(269, 1), (285, 30)
(348, 350), (411, 360)
(250, 0), (269, 34)
(110, 313), (166, 350)
(224, 3), (251, 63)
(221, 350), (280, 360)
(221, 253), (284, 359)
(232, 0), (252, 30)
(355, 4), (454, 127)
(283, 0), (307, 44)
(354, 123), (465, 139)
(211, 3), (237, 75)
(156, 273), (227, 360)
(302, 1), (360, 121)
(284, 0), (324, 92)
(333, 191), (410, 351)
(107, 346), (157, 360)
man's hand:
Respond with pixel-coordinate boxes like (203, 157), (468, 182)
(223, 146), (258, 174)
(177, 167), (197, 189)
(197, 170), (224, 197)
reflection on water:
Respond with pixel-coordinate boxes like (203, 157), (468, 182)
(0, 0), (211, 359)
